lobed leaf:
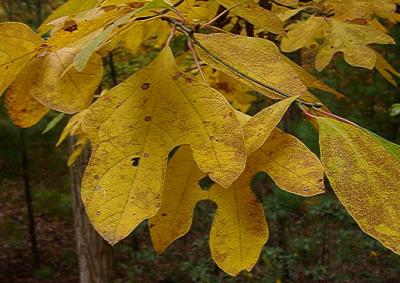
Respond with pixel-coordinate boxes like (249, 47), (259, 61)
(149, 146), (208, 254)
(81, 47), (246, 244)
(315, 20), (395, 71)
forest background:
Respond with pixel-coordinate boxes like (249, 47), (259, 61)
(0, 0), (400, 282)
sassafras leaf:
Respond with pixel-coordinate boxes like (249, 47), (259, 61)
(5, 64), (49, 128)
(149, 146), (207, 254)
(195, 33), (308, 99)
(253, 128), (325, 196)
(315, 20), (395, 71)
(216, 0), (284, 34)
(150, 145), (268, 276)
(82, 47), (246, 244)
(208, 169), (268, 276)
(0, 22), (44, 96)
(24, 48), (103, 114)
(38, 0), (100, 34)
(318, 117), (400, 254)
(243, 96), (298, 154)
(281, 16), (326, 53)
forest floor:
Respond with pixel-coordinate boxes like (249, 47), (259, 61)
(0, 185), (79, 283)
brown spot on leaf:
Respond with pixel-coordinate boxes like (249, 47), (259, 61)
(132, 157), (140, 167)
(63, 20), (78, 32)
(141, 83), (150, 90)
(144, 115), (152, 122)
(173, 72), (183, 80)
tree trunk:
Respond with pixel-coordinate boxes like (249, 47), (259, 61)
(20, 129), (40, 270)
(70, 141), (113, 283)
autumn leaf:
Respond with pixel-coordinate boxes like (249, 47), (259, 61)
(243, 96), (298, 154)
(5, 64), (49, 128)
(315, 20), (395, 71)
(150, 100), (324, 275)
(203, 67), (256, 113)
(374, 52), (400, 87)
(81, 47), (246, 244)
(208, 168), (268, 276)
(195, 33), (308, 99)
(323, 0), (397, 21)
(38, 0), (100, 34)
(149, 145), (208, 254)
(318, 117), (400, 254)
(177, 0), (219, 22)
(0, 22), (44, 96)
(281, 16), (326, 53)
(216, 0), (284, 34)
(73, 0), (172, 71)
(150, 145), (268, 276)
(22, 48), (103, 114)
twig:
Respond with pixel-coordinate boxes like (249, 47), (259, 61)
(201, 0), (250, 28)
(166, 25), (176, 46)
(188, 38), (207, 83)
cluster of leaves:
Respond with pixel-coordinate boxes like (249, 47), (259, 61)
(1, 0), (400, 276)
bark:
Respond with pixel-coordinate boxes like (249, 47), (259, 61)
(20, 129), (40, 270)
(70, 141), (113, 283)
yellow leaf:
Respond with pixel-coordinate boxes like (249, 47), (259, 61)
(204, 68), (256, 113)
(73, 0), (173, 70)
(150, 145), (268, 276)
(253, 128), (324, 196)
(318, 117), (400, 254)
(276, 7), (305, 22)
(323, 0), (396, 21)
(101, 0), (149, 6)
(20, 48), (102, 114)
(195, 33), (308, 99)
(5, 65), (49, 128)
(374, 52), (400, 87)
(68, 135), (89, 166)
(46, 7), (130, 50)
(57, 110), (88, 146)
(216, 0), (284, 34)
(208, 169), (268, 276)
(177, 0), (219, 22)
(243, 96), (298, 154)
(281, 16), (327, 53)
(38, 0), (101, 34)
(120, 19), (170, 54)
(150, 109), (324, 274)
(57, 110), (89, 166)
(282, 58), (345, 99)
(0, 22), (44, 96)
(315, 20), (395, 71)
(149, 146), (208, 253)
(81, 47), (246, 244)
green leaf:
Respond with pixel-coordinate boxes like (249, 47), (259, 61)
(42, 113), (65, 134)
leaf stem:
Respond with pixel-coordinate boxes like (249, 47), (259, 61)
(188, 38), (207, 84)
(201, 0), (251, 28)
